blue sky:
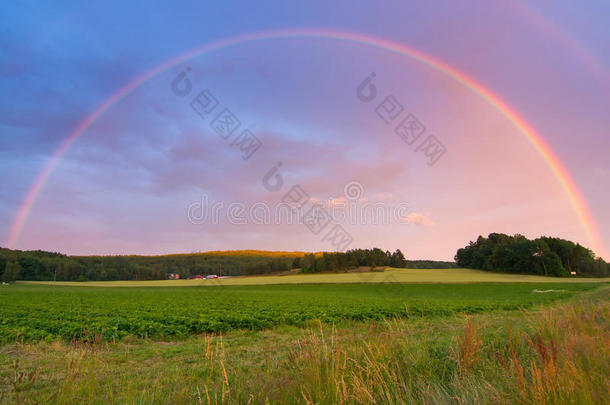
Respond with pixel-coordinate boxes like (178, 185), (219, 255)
(1, 0), (609, 259)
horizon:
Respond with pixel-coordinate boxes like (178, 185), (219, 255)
(1, 1), (609, 261)
(0, 245), (440, 261)
(0, 234), (600, 263)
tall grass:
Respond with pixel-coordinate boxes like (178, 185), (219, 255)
(281, 290), (609, 404)
(1, 288), (608, 404)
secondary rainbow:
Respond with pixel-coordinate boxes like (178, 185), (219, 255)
(510, 0), (610, 88)
(4, 29), (605, 257)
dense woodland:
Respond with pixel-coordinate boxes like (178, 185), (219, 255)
(455, 233), (609, 277)
(297, 248), (456, 273)
(0, 249), (302, 282)
(0, 247), (455, 282)
(2, 234), (606, 282)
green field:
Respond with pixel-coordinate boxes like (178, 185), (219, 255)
(1, 285), (608, 404)
(18, 267), (610, 287)
(2, 270), (609, 403)
(0, 281), (604, 343)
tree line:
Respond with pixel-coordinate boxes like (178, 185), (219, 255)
(0, 247), (457, 282)
(455, 233), (609, 277)
(0, 248), (300, 282)
(5, 233), (602, 282)
(296, 248), (456, 273)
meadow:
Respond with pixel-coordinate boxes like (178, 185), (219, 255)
(18, 267), (610, 287)
(1, 270), (609, 403)
(0, 284), (608, 404)
(0, 281), (603, 343)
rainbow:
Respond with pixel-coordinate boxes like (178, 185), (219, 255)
(4, 29), (605, 258)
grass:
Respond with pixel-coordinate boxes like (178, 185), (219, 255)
(0, 285), (607, 404)
(0, 283), (602, 343)
(17, 267), (610, 287)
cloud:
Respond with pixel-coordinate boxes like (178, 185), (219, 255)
(403, 212), (436, 227)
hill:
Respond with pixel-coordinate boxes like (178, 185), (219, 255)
(456, 233), (609, 278)
(0, 247), (457, 282)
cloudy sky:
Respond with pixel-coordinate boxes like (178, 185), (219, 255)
(1, 0), (609, 260)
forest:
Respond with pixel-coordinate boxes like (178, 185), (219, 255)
(3, 233), (606, 282)
(0, 249), (301, 282)
(0, 247), (456, 282)
(455, 233), (609, 277)
(296, 248), (456, 273)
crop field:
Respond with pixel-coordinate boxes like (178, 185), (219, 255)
(0, 285), (608, 404)
(18, 267), (610, 287)
(0, 282), (603, 343)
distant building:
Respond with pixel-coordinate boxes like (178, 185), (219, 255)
(206, 275), (218, 279)
(570, 271), (577, 276)
(187, 275), (204, 280)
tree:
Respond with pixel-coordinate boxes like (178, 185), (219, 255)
(532, 240), (566, 276)
(455, 243), (475, 267)
(390, 249), (407, 268)
(455, 233), (605, 277)
(0, 255), (7, 280)
(301, 254), (316, 273)
(2, 261), (20, 282)
(18, 255), (47, 280)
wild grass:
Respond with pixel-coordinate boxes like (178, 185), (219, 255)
(0, 286), (607, 404)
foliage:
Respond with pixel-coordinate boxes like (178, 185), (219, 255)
(0, 248), (305, 281)
(0, 255), (6, 279)
(300, 248), (455, 273)
(404, 259), (457, 269)
(0, 286), (607, 404)
(0, 283), (598, 343)
(0, 247), (455, 281)
(455, 233), (609, 277)
(1, 262), (20, 283)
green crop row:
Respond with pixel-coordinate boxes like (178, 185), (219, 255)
(0, 283), (600, 343)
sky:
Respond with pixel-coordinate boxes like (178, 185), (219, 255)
(0, 0), (609, 260)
